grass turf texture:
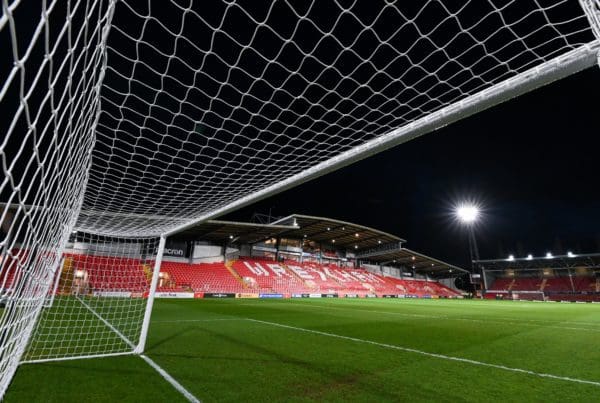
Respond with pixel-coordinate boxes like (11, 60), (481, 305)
(6, 298), (600, 402)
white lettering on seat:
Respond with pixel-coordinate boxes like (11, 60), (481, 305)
(267, 264), (288, 277)
(287, 265), (313, 280)
(244, 261), (269, 276)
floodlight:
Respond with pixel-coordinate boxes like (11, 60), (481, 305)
(455, 204), (479, 224)
(545, 252), (553, 259)
(526, 254), (533, 260)
(567, 251), (575, 258)
(507, 254), (515, 261)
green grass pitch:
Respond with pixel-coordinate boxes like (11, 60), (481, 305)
(6, 298), (600, 402)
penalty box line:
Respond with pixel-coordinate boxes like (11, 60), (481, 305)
(140, 354), (201, 403)
(75, 297), (201, 402)
(245, 318), (600, 388)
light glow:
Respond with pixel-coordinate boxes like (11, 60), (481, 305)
(455, 203), (480, 224)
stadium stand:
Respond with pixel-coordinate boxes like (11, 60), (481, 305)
(488, 275), (600, 301)
(158, 262), (242, 293)
(1, 250), (460, 298)
(285, 262), (345, 293)
(543, 277), (573, 293)
(509, 278), (541, 291)
(231, 258), (307, 294)
(67, 254), (149, 292)
(154, 258), (462, 297)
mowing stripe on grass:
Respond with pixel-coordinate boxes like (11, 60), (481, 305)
(153, 318), (241, 323)
(276, 301), (600, 333)
(140, 354), (201, 403)
(246, 318), (600, 388)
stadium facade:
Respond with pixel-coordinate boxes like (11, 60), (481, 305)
(62, 214), (466, 300)
(477, 253), (600, 302)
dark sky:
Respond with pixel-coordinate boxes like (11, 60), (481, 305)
(225, 67), (600, 267)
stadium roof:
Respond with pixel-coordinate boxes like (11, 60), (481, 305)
(145, 213), (464, 275)
(171, 219), (295, 244)
(173, 214), (404, 251)
(357, 246), (467, 277)
(475, 253), (600, 271)
(271, 214), (405, 251)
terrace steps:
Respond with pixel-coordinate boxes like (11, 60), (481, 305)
(224, 260), (247, 288)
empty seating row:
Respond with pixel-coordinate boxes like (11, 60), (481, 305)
(66, 254), (149, 292)
(158, 262), (241, 293)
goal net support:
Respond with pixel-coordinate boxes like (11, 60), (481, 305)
(1, 0), (600, 398)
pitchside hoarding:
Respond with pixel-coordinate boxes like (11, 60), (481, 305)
(203, 293), (236, 298)
(155, 292), (195, 298)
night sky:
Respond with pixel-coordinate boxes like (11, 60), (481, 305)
(225, 67), (600, 268)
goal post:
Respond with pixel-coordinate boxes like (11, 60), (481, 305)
(135, 235), (166, 355)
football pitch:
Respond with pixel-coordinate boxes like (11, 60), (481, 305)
(6, 298), (600, 402)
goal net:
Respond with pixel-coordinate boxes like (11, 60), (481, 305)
(511, 291), (546, 301)
(1, 0), (599, 398)
(22, 233), (160, 363)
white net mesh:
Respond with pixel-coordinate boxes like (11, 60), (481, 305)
(0, 0), (599, 397)
(0, 0), (114, 394)
(79, 0), (598, 236)
(23, 234), (159, 362)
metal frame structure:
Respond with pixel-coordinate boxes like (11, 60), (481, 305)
(475, 253), (600, 272)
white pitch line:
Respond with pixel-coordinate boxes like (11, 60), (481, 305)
(76, 296), (136, 349)
(140, 354), (201, 403)
(77, 298), (201, 402)
(246, 318), (600, 388)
